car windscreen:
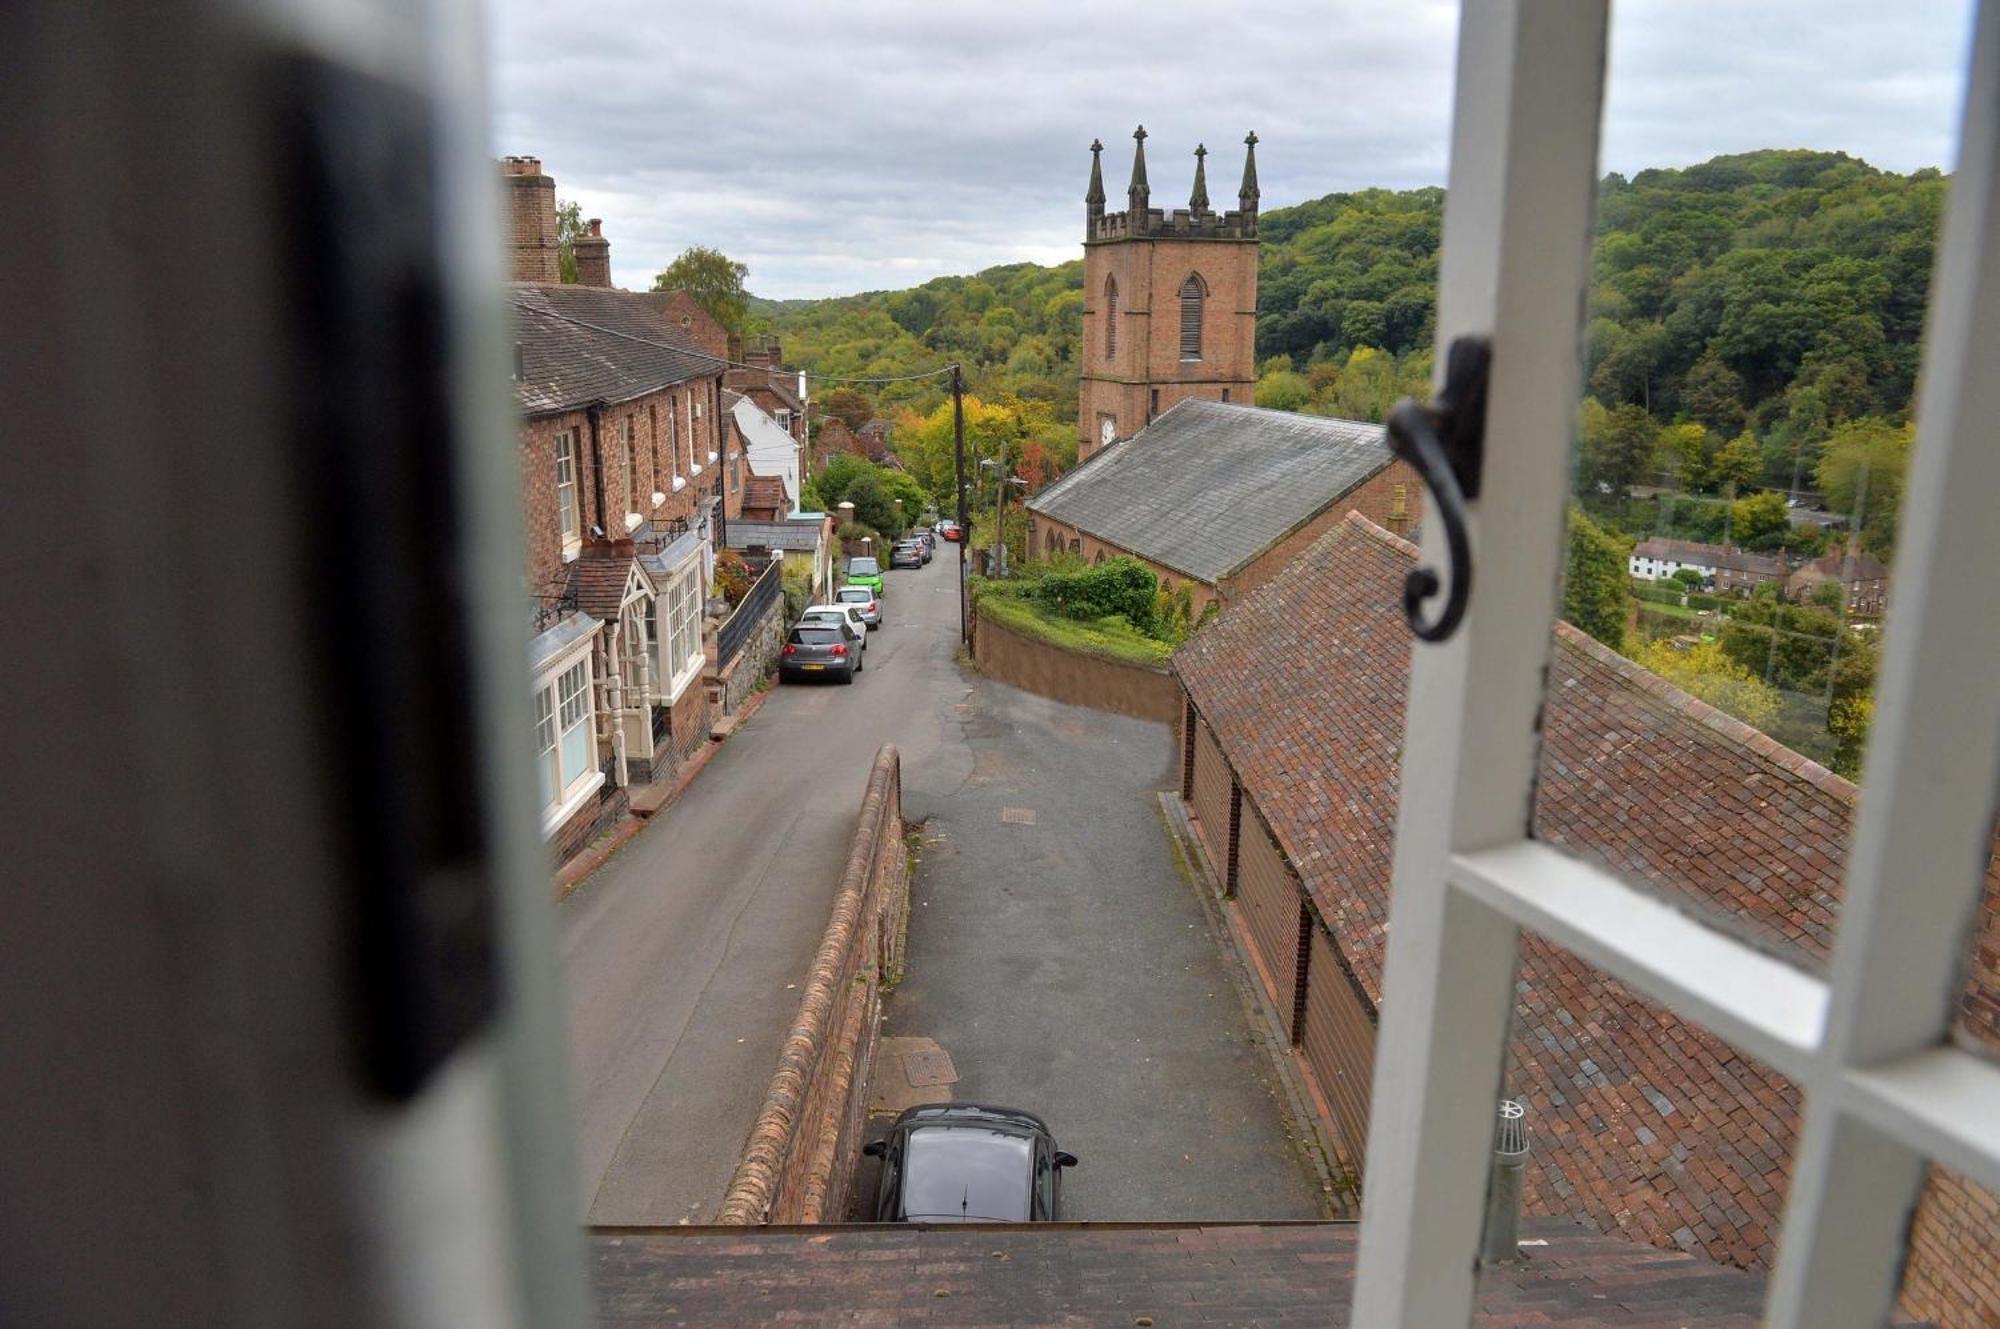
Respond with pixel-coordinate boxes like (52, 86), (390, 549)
(836, 588), (873, 603)
(849, 558), (879, 574)
(897, 1126), (1031, 1222)
(790, 628), (842, 645)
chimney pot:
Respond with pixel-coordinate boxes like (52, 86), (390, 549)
(1480, 1100), (1532, 1265)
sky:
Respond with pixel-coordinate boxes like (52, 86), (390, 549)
(485, 1), (1976, 300)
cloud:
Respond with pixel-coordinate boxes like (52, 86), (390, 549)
(486, 0), (1974, 299)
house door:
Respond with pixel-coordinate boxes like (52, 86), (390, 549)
(1350, 4), (2000, 1328)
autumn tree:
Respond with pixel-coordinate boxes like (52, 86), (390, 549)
(821, 387), (875, 432)
(652, 246), (750, 334)
(1728, 489), (1795, 550)
(1632, 638), (1781, 731)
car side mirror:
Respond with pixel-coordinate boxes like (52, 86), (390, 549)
(1053, 1151), (1078, 1169)
(862, 1139), (886, 1158)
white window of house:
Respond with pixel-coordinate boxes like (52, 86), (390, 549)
(669, 397), (684, 488)
(687, 392), (702, 474)
(531, 647), (601, 835)
(655, 559), (705, 701)
(555, 428), (580, 550)
(619, 417), (637, 522)
(1351, 6), (2000, 1329)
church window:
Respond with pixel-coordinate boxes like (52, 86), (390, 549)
(1105, 278), (1118, 360)
(1179, 272), (1206, 360)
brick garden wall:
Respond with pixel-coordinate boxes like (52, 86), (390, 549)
(718, 744), (909, 1224)
(972, 602), (1181, 725)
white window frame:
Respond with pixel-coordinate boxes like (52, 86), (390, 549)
(554, 427), (580, 556)
(686, 391), (702, 477)
(1351, 5), (2000, 1329)
(531, 642), (602, 837)
(654, 555), (705, 703)
(618, 415), (638, 528)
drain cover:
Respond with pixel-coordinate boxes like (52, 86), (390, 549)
(901, 1046), (959, 1087)
(1000, 806), (1037, 825)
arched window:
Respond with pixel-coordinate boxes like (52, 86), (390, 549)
(1179, 273), (1206, 361)
(1104, 278), (1119, 361)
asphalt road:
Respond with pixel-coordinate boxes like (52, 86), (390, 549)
(560, 546), (972, 1224)
(560, 539), (1318, 1225)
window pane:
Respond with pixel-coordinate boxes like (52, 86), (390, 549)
(534, 689), (557, 807)
(559, 718), (590, 789)
(1530, 8), (1971, 966)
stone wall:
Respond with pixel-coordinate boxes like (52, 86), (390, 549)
(719, 745), (908, 1224)
(712, 583), (787, 716)
(972, 604), (1180, 726)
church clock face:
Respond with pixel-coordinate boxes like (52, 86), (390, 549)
(1100, 416), (1116, 448)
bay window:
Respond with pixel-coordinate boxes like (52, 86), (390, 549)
(656, 558), (705, 702)
(532, 647), (601, 834)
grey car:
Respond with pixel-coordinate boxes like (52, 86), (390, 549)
(778, 624), (858, 684)
(835, 584), (882, 629)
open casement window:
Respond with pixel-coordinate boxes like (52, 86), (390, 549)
(1178, 272), (1205, 360)
(1350, 5), (2000, 1329)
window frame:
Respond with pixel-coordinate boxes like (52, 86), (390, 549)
(554, 427), (581, 553)
(1349, 6), (2000, 1329)
(1178, 272), (1206, 361)
(654, 555), (706, 704)
(618, 415), (637, 522)
(531, 640), (602, 836)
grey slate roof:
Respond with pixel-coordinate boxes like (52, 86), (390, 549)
(725, 520), (822, 552)
(509, 284), (718, 417)
(1026, 398), (1390, 583)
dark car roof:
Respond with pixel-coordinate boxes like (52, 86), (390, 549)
(895, 1103), (1051, 1133)
(898, 1125), (1033, 1223)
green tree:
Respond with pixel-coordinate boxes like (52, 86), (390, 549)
(556, 198), (586, 284)
(1562, 506), (1630, 651)
(1577, 401), (1657, 497)
(1655, 422), (1711, 491)
(1729, 489), (1794, 549)
(1711, 431), (1764, 492)
(1255, 369), (1314, 412)
(1814, 417), (1914, 556)
(821, 387), (875, 431)
(652, 246), (750, 333)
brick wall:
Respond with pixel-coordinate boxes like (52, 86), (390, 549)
(719, 745), (909, 1224)
(547, 778), (629, 872)
(1223, 460), (1423, 605)
(973, 601), (1182, 725)
(501, 157), (559, 283)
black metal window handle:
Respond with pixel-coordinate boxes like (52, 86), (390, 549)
(1385, 336), (1491, 643)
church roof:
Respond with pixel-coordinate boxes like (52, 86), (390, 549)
(1026, 399), (1390, 584)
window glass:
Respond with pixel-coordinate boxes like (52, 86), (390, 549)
(557, 660), (591, 785)
(533, 686), (558, 808)
(555, 430), (578, 541)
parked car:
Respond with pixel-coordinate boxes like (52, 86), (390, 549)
(835, 584), (882, 629)
(889, 541), (924, 570)
(798, 604), (869, 651)
(778, 624), (858, 684)
(861, 1103), (1077, 1223)
(846, 556), (885, 594)
(937, 521), (962, 543)
(914, 528), (936, 553)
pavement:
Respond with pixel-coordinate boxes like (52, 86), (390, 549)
(561, 539), (1320, 1225)
(559, 548), (972, 1224)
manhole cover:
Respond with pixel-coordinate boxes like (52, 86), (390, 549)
(1000, 807), (1037, 825)
(901, 1046), (959, 1087)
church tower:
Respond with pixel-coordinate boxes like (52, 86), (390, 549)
(1078, 128), (1260, 461)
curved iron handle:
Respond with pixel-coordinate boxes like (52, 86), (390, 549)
(1384, 336), (1490, 644)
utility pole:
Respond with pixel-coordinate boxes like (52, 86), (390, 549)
(953, 364), (968, 644)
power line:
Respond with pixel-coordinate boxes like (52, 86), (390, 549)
(513, 304), (959, 387)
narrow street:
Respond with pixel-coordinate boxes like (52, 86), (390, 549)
(560, 550), (971, 1224)
(561, 542), (1319, 1225)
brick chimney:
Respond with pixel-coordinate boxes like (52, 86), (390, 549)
(574, 217), (612, 287)
(500, 156), (560, 283)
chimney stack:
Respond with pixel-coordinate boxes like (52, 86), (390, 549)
(1479, 1100), (1532, 1265)
(574, 217), (612, 287)
(500, 156), (560, 284)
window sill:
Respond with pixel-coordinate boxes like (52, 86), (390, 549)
(672, 476), (687, 492)
(624, 512), (643, 532)
(690, 464), (704, 476)
(652, 492), (667, 507)
(539, 769), (606, 839)
(561, 539), (582, 563)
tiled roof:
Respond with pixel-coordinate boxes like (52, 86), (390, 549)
(1174, 512), (2000, 1286)
(589, 1218), (1794, 1327)
(1026, 399), (1390, 583)
(1796, 548), (1890, 582)
(1630, 538), (1784, 578)
(509, 284), (717, 416)
(563, 546), (650, 621)
(724, 520), (820, 552)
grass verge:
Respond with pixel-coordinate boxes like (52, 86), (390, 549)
(976, 590), (1174, 669)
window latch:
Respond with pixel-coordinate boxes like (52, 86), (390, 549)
(1385, 335), (1490, 643)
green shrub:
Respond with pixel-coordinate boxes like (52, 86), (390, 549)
(1027, 557), (1157, 629)
(976, 591), (1173, 668)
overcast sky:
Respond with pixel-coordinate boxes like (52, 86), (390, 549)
(486, 1), (1976, 300)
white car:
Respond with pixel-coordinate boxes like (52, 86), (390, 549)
(799, 603), (869, 649)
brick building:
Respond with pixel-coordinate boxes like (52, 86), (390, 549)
(1171, 512), (1999, 1328)
(1078, 128), (1260, 461)
(504, 157), (732, 867)
(1787, 546), (1891, 615)
(1025, 398), (1419, 619)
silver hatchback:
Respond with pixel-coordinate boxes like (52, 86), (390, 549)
(835, 584), (882, 629)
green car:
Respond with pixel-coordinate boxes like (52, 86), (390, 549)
(846, 555), (885, 595)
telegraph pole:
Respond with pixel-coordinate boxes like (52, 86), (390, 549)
(952, 363), (969, 644)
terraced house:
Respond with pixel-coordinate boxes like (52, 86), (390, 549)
(504, 157), (734, 867)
